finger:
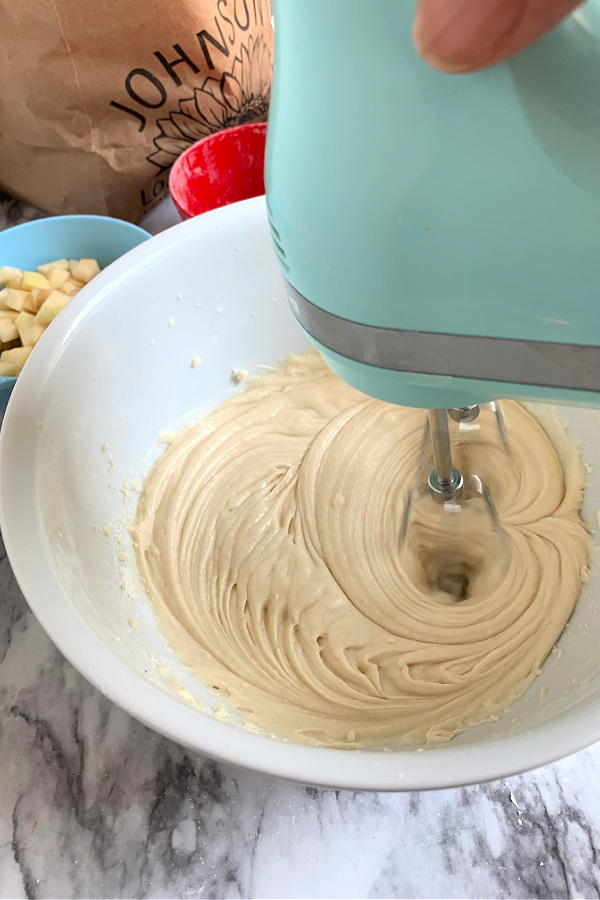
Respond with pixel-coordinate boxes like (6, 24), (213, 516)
(413, 0), (584, 73)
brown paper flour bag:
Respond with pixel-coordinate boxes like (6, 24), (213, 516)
(0, 0), (272, 222)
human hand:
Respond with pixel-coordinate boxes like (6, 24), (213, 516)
(413, 0), (583, 73)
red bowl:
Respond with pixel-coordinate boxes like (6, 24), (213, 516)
(169, 122), (267, 220)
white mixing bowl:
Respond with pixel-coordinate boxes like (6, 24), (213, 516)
(2, 197), (600, 791)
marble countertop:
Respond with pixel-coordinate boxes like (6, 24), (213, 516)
(1, 192), (600, 900)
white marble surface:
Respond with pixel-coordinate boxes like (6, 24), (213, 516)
(2, 192), (600, 900)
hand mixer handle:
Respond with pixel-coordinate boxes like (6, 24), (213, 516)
(267, 0), (600, 410)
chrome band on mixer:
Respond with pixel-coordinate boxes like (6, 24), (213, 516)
(285, 281), (600, 393)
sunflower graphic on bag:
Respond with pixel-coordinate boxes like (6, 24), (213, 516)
(0, 0), (273, 223)
(149, 35), (272, 170)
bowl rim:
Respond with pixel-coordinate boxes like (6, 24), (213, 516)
(1, 196), (599, 791)
(0, 212), (151, 238)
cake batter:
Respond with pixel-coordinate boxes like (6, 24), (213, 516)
(133, 353), (590, 747)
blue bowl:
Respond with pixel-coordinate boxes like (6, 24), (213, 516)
(0, 215), (150, 412)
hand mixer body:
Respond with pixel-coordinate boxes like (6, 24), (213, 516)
(265, 0), (600, 409)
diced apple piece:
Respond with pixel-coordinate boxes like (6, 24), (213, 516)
(16, 311), (45, 346)
(23, 293), (39, 314)
(70, 258), (101, 284)
(0, 361), (17, 377)
(61, 278), (84, 297)
(48, 267), (70, 290)
(22, 271), (50, 291)
(4, 289), (29, 312)
(0, 266), (22, 285)
(6, 275), (23, 289)
(37, 258), (69, 275)
(0, 318), (18, 343)
(0, 294), (18, 317)
(36, 290), (70, 325)
(28, 288), (52, 310)
(1, 345), (32, 373)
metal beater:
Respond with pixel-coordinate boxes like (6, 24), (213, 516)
(400, 405), (510, 601)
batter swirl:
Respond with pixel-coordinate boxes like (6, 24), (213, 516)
(133, 353), (589, 747)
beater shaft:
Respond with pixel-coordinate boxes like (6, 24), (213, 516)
(429, 409), (453, 486)
(427, 410), (464, 501)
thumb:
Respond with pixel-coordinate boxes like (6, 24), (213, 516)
(413, 0), (584, 73)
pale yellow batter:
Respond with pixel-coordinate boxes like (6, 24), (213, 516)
(133, 353), (590, 747)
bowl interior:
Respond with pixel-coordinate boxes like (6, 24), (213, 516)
(170, 123), (267, 219)
(3, 197), (600, 790)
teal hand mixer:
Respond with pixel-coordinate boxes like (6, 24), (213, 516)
(265, 0), (600, 597)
